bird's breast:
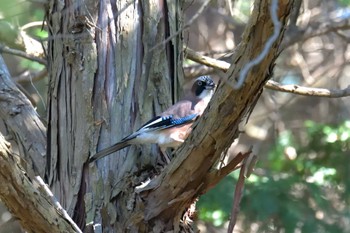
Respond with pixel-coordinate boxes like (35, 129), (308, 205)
(135, 124), (192, 149)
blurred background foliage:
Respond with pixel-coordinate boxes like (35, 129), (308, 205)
(0, 0), (47, 116)
(1, 0), (350, 232)
(184, 0), (350, 232)
(198, 120), (350, 232)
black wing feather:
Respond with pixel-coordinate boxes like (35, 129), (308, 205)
(140, 113), (198, 130)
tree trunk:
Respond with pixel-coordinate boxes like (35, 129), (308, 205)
(46, 0), (183, 231)
(0, 0), (297, 232)
(43, 0), (296, 233)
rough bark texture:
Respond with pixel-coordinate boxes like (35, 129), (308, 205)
(0, 56), (46, 177)
(0, 133), (78, 233)
(46, 0), (182, 232)
(45, 0), (96, 222)
(138, 0), (295, 231)
(0, 0), (297, 232)
(41, 0), (296, 233)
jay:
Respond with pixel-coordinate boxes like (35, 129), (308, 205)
(89, 75), (215, 163)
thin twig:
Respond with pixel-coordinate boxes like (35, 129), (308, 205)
(282, 19), (350, 49)
(21, 21), (47, 31)
(202, 150), (252, 193)
(150, 0), (211, 51)
(13, 69), (48, 83)
(267, 80), (350, 98)
(227, 157), (248, 233)
(0, 45), (47, 65)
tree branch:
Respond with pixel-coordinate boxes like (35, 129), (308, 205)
(184, 47), (230, 71)
(0, 55), (47, 177)
(267, 80), (350, 98)
(142, 0), (295, 224)
(0, 133), (81, 233)
(0, 20), (45, 61)
(201, 150), (252, 193)
(185, 43), (350, 98)
(227, 157), (247, 233)
(0, 44), (47, 65)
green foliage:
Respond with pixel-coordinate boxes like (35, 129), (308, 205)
(1, 0), (46, 72)
(198, 174), (236, 226)
(0, 0), (43, 25)
(338, 0), (350, 6)
(198, 121), (350, 232)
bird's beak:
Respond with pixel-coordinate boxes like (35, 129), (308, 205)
(205, 83), (216, 90)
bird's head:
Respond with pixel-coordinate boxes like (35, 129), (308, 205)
(192, 75), (216, 101)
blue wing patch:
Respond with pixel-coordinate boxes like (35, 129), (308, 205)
(170, 114), (198, 126)
(140, 113), (198, 130)
(121, 114), (199, 141)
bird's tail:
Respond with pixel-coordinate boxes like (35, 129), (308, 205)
(89, 140), (130, 163)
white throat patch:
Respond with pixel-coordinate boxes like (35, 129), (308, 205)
(199, 89), (214, 105)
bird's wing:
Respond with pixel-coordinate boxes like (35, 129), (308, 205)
(122, 113), (199, 141)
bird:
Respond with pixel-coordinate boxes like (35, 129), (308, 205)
(89, 75), (215, 163)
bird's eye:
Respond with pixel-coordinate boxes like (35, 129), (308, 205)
(197, 81), (202, 86)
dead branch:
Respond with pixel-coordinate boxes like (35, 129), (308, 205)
(0, 55), (46, 176)
(185, 44), (350, 98)
(0, 133), (81, 233)
(227, 157), (248, 233)
(0, 45), (47, 65)
(267, 80), (350, 98)
(141, 0), (295, 226)
(184, 47), (230, 71)
(201, 150), (252, 193)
